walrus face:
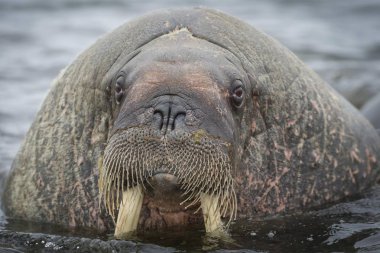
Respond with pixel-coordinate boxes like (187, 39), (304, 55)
(100, 29), (250, 236)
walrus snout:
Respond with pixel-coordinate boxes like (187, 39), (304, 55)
(152, 99), (187, 133)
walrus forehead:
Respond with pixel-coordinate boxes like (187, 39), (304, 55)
(119, 29), (248, 89)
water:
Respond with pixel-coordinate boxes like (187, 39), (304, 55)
(0, 0), (379, 252)
(1, 186), (380, 252)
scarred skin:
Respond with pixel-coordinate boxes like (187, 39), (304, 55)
(2, 8), (380, 233)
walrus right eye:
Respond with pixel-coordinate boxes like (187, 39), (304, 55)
(115, 76), (125, 104)
(231, 80), (245, 108)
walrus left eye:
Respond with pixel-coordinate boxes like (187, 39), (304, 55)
(231, 82), (244, 108)
(115, 76), (125, 104)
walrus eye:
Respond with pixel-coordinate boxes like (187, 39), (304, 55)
(231, 82), (244, 108)
(115, 76), (125, 104)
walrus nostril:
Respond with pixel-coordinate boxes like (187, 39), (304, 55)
(172, 112), (186, 130)
(152, 102), (186, 132)
(153, 110), (164, 130)
(167, 107), (186, 131)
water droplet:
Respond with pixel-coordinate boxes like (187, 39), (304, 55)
(267, 231), (275, 238)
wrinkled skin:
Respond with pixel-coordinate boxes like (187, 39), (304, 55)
(2, 8), (380, 233)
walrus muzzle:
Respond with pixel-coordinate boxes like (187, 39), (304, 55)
(99, 126), (237, 237)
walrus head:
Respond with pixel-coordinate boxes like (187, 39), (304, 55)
(99, 28), (250, 236)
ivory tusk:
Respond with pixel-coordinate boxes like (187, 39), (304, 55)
(114, 185), (144, 239)
(200, 193), (223, 233)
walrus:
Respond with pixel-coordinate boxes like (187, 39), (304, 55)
(2, 8), (380, 238)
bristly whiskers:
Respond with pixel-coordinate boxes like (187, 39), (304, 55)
(99, 127), (237, 227)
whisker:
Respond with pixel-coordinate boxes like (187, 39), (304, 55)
(100, 127), (237, 229)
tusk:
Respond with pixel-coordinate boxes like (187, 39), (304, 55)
(114, 185), (144, 239)
(200, 193), (223, 233)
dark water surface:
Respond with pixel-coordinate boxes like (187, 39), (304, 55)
(1, 186), (380, 252)
(0, 0), (380, 252)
